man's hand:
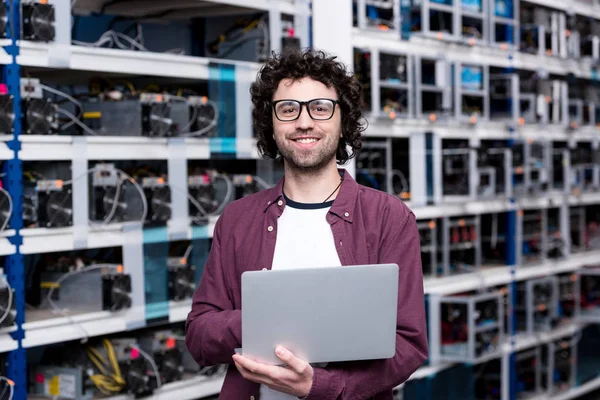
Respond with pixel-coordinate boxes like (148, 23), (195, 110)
(232, 346), (313, 397)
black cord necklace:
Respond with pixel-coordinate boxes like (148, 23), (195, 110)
(323, 177), (343, 203)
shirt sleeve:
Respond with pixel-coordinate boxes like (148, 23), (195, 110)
(185, 212), (241, 366)
(302, 207), (428, 400)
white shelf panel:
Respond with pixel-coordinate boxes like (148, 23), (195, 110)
(20, 225), (128, 254)
(17, 135), (258, 161)
(353, 31), (598, 79)
(73, 0), (307, 17)
(16, 41), (261, 80)
(0, 230), (16, 256)
(169, 300), (192, 323)
(552, 375), (600, 400)
(424, 250), (600, 295)
(412, 199), (511, 220)
(524, 0), (600, 20)
(0, 140), (13, 160)
(364, 118), (513, 140)
(105, 375), (225, 400)
(512, 323), (580, 353)
(0, 326), (17, 353)
(20, 218), (217, 255)
(22, 307), (145, 348)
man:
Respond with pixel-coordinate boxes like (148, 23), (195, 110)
(185, 49), (428, 399)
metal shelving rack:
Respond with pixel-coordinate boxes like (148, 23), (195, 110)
(0, 0), (314, 399)
(0, 0), (599, 399)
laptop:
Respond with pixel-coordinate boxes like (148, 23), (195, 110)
(239, 263), (399, 366)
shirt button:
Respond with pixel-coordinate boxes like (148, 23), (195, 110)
(344, 212), (350, 217)
(277, 200), (283, 206)
(267, 226), (274, 232)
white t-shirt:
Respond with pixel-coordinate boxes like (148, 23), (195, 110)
(260, 194), (342, 400)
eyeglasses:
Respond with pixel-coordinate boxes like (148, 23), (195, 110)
(271, 98), (339, 122)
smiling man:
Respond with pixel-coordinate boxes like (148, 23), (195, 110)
(185, 49), (428, 399)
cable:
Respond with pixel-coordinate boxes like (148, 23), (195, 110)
(38, 84), (83, 131)
(61, 166), (148, 226)
(130, 345), (162, 388)
(56, 108), (98, 136)
(0, 187), (12, 233)
(45, 263), (123, 343)
(178, 99), (219, 138)
(168, 184), (209, 222)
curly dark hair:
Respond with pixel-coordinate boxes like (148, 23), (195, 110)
(250, 49), (366, 165)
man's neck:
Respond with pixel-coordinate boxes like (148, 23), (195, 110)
(283, 162), (342, 204)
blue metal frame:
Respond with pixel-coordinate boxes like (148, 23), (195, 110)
(2, 1), (26, 399)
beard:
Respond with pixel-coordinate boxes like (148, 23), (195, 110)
(274, 131), (340, 173)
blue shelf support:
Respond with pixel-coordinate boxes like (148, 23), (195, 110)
(3, 1), (26, 399)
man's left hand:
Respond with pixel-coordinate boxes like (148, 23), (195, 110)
(232, 346), (313, 397)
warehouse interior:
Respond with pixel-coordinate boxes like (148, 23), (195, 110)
(0, 0), (596, 399)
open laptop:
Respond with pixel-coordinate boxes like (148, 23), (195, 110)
(239, 263), (399, 366)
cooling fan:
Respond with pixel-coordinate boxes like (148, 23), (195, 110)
(101, 183), (145, 223)
(45, 188), (72, 228)
(102, 272), (132, 311)
(21, 1), (55, 42)
(0, 94), (14, 135)
(150, 186), (171, 221)
(167, 260), (196, 301)
(0, 185), (11, 232)
(0, 2), (7, 39)
(154, 348), (183, 384)
(0, 275), (15, 328)
(148, 102), (172, 137)
(141, 178), (171, 224)
(22, 97), (57, 135)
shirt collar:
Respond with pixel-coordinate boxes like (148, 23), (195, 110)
(263, 168), (357, 223)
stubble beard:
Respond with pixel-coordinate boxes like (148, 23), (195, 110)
(276, 133), (340, 174)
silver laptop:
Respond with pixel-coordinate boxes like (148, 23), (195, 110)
(239, 263), (399, 366)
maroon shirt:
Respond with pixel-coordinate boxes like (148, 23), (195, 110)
(185, 169), (428, 399)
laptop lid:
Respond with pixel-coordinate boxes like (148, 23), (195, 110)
(240, 263), (399, 365)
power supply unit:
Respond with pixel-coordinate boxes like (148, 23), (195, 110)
(32, 366), (92, 400)
(138, 330), (185, 384)
(39, 266), (132, 312)
(89, 164), (145, 224)
(20, 78), (58, 135)
(432, 291), (504, 363)
(82, 93), (189, 137)
(23, 179), (72, 228)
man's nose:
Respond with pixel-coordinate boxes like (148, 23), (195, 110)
(295, 105), (315, 130)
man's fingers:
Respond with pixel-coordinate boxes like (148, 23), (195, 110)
(275, 346), (309, 375)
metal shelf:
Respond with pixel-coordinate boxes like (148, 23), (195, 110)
(21, 307), (145, 348)
(364, 116), (600, 141)
(15, 135), (259, 161)
(169, 300), (192, 324)
(0, 326), (18, 353)
(424, 250), (600, 295)
(72, 0), (307, 18)
(0, 230), (16, 256)
(524, 0), (600, 19)
(11, 41), (262, 80)
(552, 375), (600, 400)
(104, 375), (225, 400)
(20, 217), (217, 255)
(352, 30), (599, 79)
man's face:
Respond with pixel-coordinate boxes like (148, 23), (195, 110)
(272, 77), (341, 172)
